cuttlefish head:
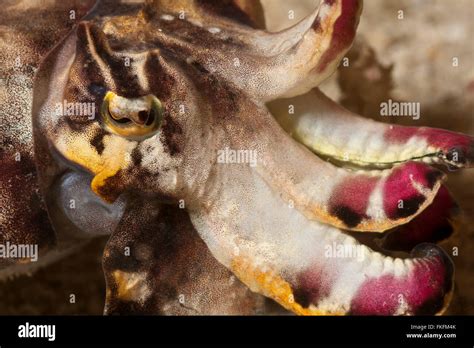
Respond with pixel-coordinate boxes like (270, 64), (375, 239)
(34, 16), (215, 205)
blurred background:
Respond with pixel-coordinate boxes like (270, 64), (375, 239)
(0, 0), (472, 315)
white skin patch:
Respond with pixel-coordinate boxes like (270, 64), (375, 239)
(160, 14), (175, 21)
(208, 27), (221, 34)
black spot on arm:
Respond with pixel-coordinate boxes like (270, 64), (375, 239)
(330, 205), (363, 228)
(292, 287), (312, 309)
(425, 170), (443, 190)
(393, 195), (426, 219)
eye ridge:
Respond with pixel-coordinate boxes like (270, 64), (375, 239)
(101, 91), (163, 139)
(111, 113), (132, 124)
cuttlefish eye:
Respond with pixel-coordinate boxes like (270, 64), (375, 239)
(101, 91), (163, 139)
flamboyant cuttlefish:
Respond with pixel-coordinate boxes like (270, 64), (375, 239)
(0, 0), (473, 315)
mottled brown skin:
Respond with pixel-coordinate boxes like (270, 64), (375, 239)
(103, 199), (265, 315)
(0, 0), (96, 273)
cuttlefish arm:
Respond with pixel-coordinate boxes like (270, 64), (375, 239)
(172, 91), (452, 315)
(269, 89), (474, 169)
(188, 153), (454, 316)
(103, 199), (266, 315)
(246, 101), (446, 232)
(189, 70), (474, 314)
(132, 0), (362, 101)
